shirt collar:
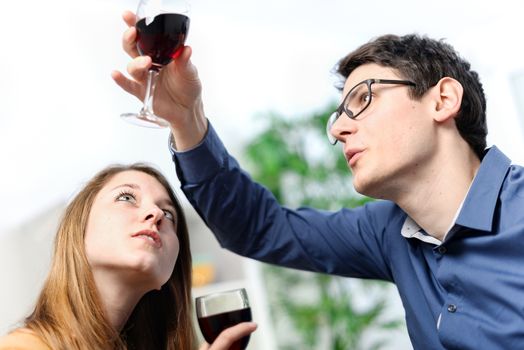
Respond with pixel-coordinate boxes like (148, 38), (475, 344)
(401, 146), (511, 244)
(401, 217), (443, 245)
(455, 146), (511, 231)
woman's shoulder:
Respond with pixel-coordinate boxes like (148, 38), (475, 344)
(0, 328), (51, 350)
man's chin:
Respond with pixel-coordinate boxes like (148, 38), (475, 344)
(353, 177), (380, 199)
(353, 178), (369, 196)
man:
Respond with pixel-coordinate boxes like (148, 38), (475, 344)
(113, 11), (524, 350)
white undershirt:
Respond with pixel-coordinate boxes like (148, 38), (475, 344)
(399, 180), (473, 331)
(400, 180), (473, 245)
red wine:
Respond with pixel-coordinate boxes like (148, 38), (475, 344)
(198, 307), (252, 350)
(136, 13), (190, 69)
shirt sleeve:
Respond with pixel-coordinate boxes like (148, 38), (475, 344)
(170, 122), (395, 281)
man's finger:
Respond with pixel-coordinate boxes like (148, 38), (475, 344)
(126, 56), (152, 82)
(122, 11), (136, 28)
(111, 70), (143, 100)
(168, 46), (200, 83)
(122, 11), (139, 57)
(122, 26), (139, 58)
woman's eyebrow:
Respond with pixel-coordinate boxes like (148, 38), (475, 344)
(159, 198), (176, 212)
(110, 183), (140, 191)
(109, 183), (175, 211)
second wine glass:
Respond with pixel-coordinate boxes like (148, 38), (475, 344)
(121, 0), (190, 128)
(196, 288), (252, 350)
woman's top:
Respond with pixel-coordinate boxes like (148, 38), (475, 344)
(0, 328), (50, 350)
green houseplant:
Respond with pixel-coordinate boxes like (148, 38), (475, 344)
(242, 104), (404, 349)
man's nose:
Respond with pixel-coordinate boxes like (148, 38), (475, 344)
(330, 114), (357, 144)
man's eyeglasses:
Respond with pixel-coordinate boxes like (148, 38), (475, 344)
(326, 79), (416, 145)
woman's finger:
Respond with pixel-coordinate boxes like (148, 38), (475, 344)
(198, 343), (210, 350)
(208, 322), (257, 350)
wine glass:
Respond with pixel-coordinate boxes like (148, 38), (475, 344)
(121, 0), (190, 128)
(196, 288), (252, 350)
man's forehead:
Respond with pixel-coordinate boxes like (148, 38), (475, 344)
(343, 64), (400, 93)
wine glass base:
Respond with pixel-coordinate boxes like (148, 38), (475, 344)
(120, 113), (170, 128)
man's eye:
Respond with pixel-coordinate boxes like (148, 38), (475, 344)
(163, 210), (175, 222)
(359, 92), (371, 104)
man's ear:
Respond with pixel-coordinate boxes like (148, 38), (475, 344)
(431, 77), (463, 122)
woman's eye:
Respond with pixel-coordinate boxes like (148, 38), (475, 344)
(116, 193), (136, 203)
(163, 210), (175, 222)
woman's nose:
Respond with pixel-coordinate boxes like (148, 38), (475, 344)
(143, 205), (164, 226)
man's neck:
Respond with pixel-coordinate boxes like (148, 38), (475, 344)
(395, 146), (481, 241)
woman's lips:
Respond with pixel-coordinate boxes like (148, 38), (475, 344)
(132, 230), (162, 248)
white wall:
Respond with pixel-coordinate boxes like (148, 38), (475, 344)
(0, 204), (61, 333)
(2, 0), (523, 236)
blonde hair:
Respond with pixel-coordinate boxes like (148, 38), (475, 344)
(25, 164), (195, 349)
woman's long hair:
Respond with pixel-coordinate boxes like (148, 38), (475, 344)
(24, 164), (195, 349)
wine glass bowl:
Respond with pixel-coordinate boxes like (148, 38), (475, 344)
(196, 288), (252, 350)
(121, 0), (190, 128)
(135, 12), (190, 70)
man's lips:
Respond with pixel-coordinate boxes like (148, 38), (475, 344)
(345, 149), (365, 167)
(132, 230), (162, 248)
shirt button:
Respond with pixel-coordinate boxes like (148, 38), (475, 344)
(438, 246), (447, 254)
(447, 304), (457, 313)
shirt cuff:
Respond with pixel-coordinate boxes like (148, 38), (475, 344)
(169, 122), (227, 184)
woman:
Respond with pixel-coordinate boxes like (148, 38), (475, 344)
(0, 164), (256, 349)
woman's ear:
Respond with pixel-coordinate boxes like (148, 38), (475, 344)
(432, 77), (463, 122)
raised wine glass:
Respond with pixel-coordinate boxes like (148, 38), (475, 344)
(196, 288), (252, 350)
(121, 0), (190, 128)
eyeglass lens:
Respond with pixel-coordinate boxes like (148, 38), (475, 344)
(326, 81), (371, 145)
(345, 81), (371, 118)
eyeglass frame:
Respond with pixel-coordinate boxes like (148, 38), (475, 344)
(326, 78), (416, 145)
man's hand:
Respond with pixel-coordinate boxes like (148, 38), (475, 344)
(112, 11), (208, 150)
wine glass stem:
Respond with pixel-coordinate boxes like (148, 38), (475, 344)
(141, 69), (159, 117)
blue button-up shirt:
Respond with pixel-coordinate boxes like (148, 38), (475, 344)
(171, 123), (524, 350)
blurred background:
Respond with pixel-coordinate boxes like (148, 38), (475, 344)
(1, 0), (523, 349)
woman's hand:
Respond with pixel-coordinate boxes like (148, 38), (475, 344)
(199, 322), (258, 350)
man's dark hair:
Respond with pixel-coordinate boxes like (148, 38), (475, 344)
(335, 34), (487, 159)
